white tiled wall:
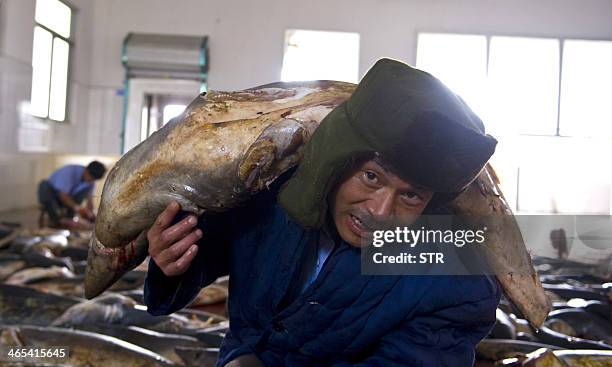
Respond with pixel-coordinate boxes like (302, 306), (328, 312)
(0, 0), (120, 211)
(0, 55), (34, 152)
(85, 87), (123, 155)
(0, 153), (55, 210)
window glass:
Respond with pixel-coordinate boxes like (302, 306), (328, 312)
(559, 40), (612, 137)
(416, 33), (487, 118)
(281, 30), (360, 83)
(487, 36), (560, 136)
(163, 104), (187, 124)
(48, 37), (70, 121)
(30, 26), (53, 118)
(35, 0), (71, 38)
(31, 0), (72, 121)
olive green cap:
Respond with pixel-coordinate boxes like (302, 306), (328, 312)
(279, 58), (497, 228)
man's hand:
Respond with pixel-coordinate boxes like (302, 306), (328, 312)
(85, 194), (96, 220)
(77, 207), (95, 220)
(147, 201), (202, 277)
(58, 191), (80, 214)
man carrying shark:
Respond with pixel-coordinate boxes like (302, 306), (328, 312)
(144, 58), (500, 366)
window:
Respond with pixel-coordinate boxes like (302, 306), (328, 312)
(486, 37), (560, 136)
(417, 33), (612, 138)
(281, 30), (360, 83)
(162, 104), (187, 124)
(516, 138), (611, 214)
(30, 0), (72, 121)
(416, 33), (487, 117)
(559, 40), (612, 137)
(417, 33), (612, 215)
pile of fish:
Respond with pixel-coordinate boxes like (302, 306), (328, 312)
(476, 257), (612, 366)
(0, 226), (229, 366)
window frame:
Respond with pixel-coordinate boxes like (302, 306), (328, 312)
(280, 28), (360, 84)
(31, 0), (75, 122)
(557, 39), (612, 138)
(415, 30), (612, 138)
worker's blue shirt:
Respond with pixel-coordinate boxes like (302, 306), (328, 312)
(298, 232), (335, 296)
(48, 164), (94, 196)
(144, 188), (500, 366)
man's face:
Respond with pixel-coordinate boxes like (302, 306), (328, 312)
(330, 159), (434, 247)
(83, 170), (95, 183)
(83, 170), (94, 182)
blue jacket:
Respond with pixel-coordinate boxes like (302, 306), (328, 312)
(144, 188), (500, 366)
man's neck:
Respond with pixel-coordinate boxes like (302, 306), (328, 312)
(321, 212), (342, 246)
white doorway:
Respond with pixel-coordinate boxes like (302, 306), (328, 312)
(124, 78), (201, 152)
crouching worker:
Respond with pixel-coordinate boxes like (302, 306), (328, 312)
(144, 58), (501, 366)
(38, 161), (106, 229)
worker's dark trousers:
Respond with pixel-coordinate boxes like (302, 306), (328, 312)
(37, 180), (88, 226)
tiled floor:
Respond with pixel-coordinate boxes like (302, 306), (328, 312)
(0, 207), (40, 229)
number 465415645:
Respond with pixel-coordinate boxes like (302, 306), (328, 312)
(3, 347), (68, 361)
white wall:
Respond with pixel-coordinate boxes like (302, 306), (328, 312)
(0, 0), (117, 211)
(88, 0), (612, 91)
(0, 0), (98, 153)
